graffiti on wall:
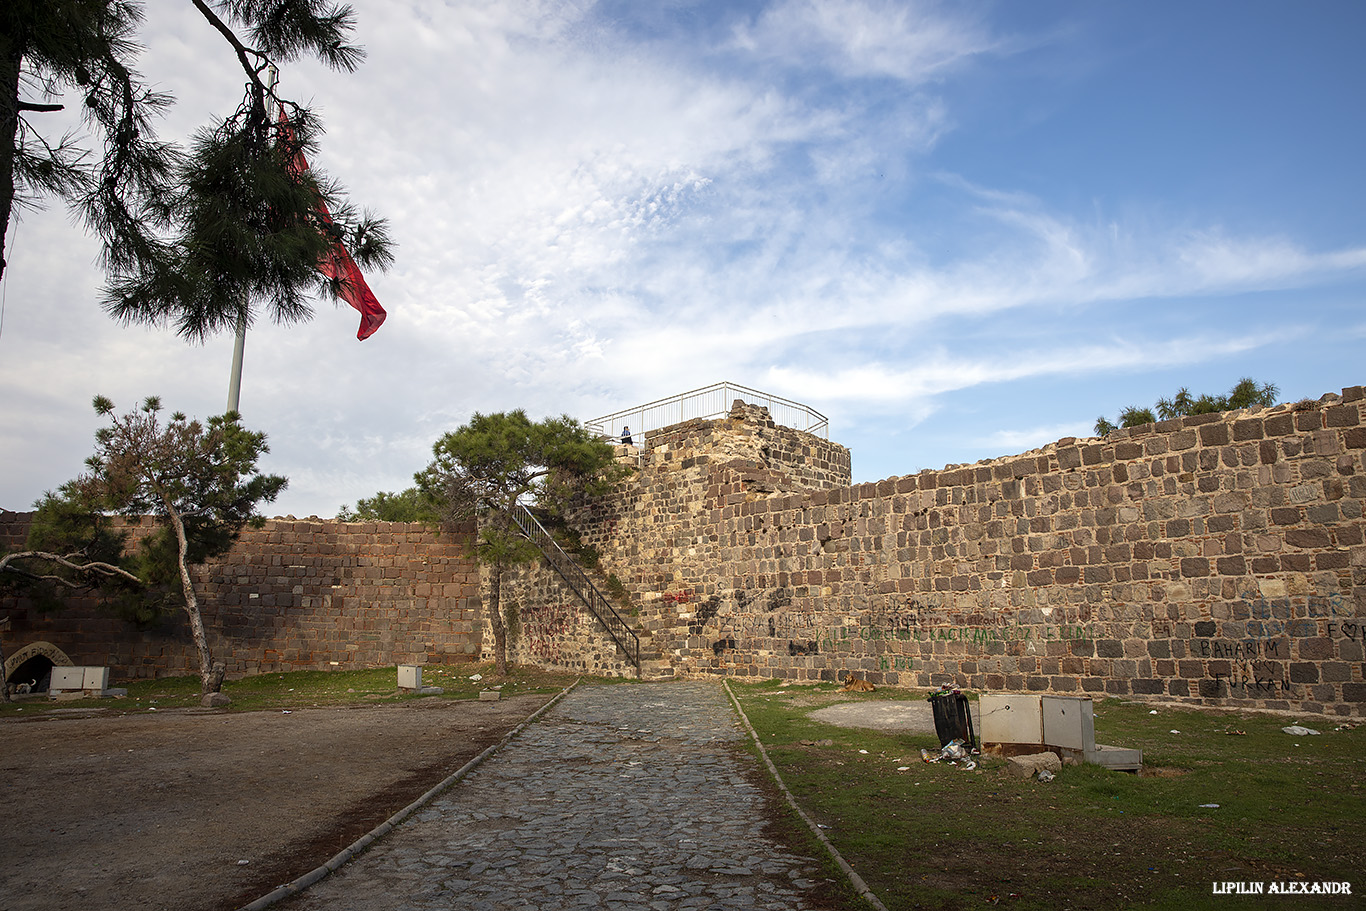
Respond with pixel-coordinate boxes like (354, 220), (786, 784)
(1193, 590), (1352, 698)
(1194, 639), (1283, 659)
(523, 602), (575, 664)
(823, 623), (1095, 647)
(1331, 620), (1363, 641)
(1207, 667), (1296, 698)
(1236, 591), (1348, 638)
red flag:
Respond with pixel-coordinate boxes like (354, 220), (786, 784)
(280, 113), (386, 340)
(317, 222), (386, 340)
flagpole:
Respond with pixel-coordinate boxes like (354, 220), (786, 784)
(227, 64), (279, 414)
(226, 317), (246, 413)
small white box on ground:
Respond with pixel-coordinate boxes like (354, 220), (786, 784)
(980, 693), (1043, 745)
(397, 665), (422, 690)
(1041, 694), (1142, 771)
(82, 667), (110, 691)
(49, 667), (86, 693)
(1042, 695), (1095, 751)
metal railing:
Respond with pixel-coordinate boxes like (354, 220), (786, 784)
(587, 381), (829, 443)
(509, 503), (641, 670)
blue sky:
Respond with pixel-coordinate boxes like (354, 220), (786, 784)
(1, 0), (1362, 516)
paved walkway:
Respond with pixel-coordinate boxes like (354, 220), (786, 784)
(287, 681), (832, 911)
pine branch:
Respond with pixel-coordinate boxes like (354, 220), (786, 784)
(0, 550), (143, 587)
(190, 0), (271, 89)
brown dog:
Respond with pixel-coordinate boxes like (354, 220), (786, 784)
(841, 674), (875, 692)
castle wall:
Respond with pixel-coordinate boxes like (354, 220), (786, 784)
(491, 559), (640, 678)
(567, 389), (1366, 716)
(6, 386), (1363, 717)
(0, 515), (481, 682)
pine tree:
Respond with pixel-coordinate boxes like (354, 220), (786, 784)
(417, 412), (630, 677)
(1095, 378), (1279, 436)
(337, 487), (439, 523)
(0, 0), (392, 337)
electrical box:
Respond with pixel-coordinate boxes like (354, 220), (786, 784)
(980, 693), (1043, 745)
(49, 667), (87, 692)
(83, 667), (110, 691)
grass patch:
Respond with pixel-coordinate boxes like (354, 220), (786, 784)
(0, 662), (623, 716)
(731, 680), (1365, 911)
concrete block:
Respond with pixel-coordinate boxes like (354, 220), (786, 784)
(82, 667), (110, 691)
(980, 693), (1043, 746)
(397, 665), (422, 690)
(49, 667), (86, 693)
(1087, 743), (1143, 772)
(479, 689), (500, 701)
(1006, 751), (1062, 779)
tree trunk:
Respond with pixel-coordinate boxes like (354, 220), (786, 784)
(0, 617), (10, 703)
(167, 505), (216, 693)
(0, 29), (27, 283)
(487, 558), (508, 677)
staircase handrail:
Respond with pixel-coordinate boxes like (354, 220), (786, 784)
(509, 503), (641, 669)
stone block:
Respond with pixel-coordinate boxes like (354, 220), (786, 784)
(1007, 751), (1062, 779)
(1289, 663), (1319, 683)
(1096, 639), (1124, 658)
(1297, 638), (1335, 660)
(1325, 405), (1359, 428)
(1200, 424), (1230, 446)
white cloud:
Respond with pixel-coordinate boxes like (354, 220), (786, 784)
(1, 1), (1360, 514)
(734, 0), (999, 83)
(979, 423), (1097, 451)
(763, 330), (1286, 410)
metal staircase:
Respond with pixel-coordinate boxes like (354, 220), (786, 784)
(508, 503), (641, 671)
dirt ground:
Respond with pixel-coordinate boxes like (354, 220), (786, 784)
(0, 693), (555, 911)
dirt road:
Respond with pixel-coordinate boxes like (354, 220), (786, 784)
(0, 694), (554, 911)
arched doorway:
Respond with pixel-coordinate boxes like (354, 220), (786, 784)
(4, 641), (75, 695)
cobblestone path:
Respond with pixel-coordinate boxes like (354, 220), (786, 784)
(286, 681), (832, 910)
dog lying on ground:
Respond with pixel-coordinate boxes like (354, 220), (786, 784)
(840, 674), (875, 692)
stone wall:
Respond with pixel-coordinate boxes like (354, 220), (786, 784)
(564, 389), (1366, 716)
(6, 386), (1363, 715)
(491, 559), (640, 678)
(1, 514), (481, 682)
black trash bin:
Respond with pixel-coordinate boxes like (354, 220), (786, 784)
(927, 688), (977, 751)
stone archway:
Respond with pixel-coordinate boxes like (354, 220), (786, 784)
(4, 641), (75, 693)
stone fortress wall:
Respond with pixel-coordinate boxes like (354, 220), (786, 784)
(1, 515), (481, 682)
(561, 391), (1366, 716)
(4, 385), (1363, 719)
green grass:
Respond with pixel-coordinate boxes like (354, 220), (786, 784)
(0, 662), (621, 716)
(731, 680), (1366, 911)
